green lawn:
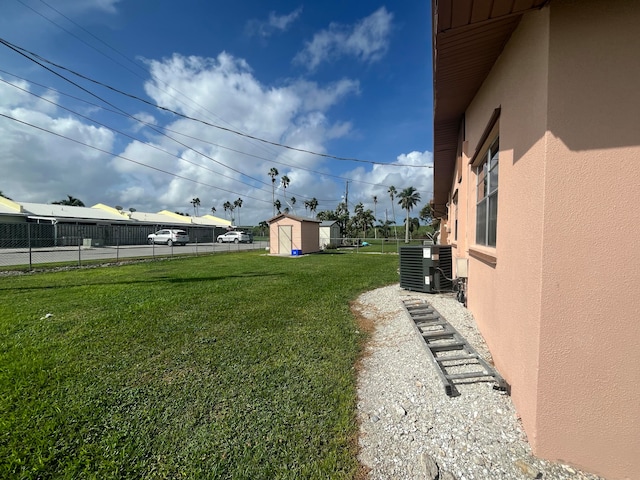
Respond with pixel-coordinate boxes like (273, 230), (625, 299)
(0, 251), (399, 479)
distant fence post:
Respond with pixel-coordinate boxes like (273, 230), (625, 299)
(77, 222), (82, 266)
(28, 223), (32, 270)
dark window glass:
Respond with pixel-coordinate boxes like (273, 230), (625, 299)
(476, 136), (499, 246)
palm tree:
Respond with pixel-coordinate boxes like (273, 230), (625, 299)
(388, 186), (398, 239)
(398, 187), (421, 243)
(303, 199), (310, 214)
(404, 216), (420, 240)
(361, 210), (375, 239)
(191, 197), (201, 216)
(268, 167), (279, 215)
(309, 197), (318, 217)
(274, 199), (282, 214)
(290, 196), (296, 214)
(53, 195), (85, 207)
(211, 206), (217, 216)
(234, 198), (243, 226)
(373, 195), (378, 239)
(223, 201), (232, 220)
(353, 202), (375, 238)
(259, 220), (268, 236)
(281, 175), (290, 203)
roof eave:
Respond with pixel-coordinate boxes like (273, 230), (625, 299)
(432, 0), (549, 216)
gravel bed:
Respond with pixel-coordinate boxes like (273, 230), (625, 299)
(353, 284), (604, 480)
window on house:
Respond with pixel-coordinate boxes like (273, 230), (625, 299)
(475, 137), (499, 247)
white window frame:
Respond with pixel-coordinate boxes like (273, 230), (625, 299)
(475, 137), (499, 247)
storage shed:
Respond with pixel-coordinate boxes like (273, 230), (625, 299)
(268, 213), (320, 255)
(319, 220), (340, 249)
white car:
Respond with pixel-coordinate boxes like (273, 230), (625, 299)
(147, 229), (189, 246)
(217, 231), (252, 244)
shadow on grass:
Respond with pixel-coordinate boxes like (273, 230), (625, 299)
(0, 272), (283, 292)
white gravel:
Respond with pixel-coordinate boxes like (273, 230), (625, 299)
(353, 284), (604, 480)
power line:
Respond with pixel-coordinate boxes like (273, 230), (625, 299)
(0, 37), (432, 169)
(0, 112), (270, 204)
(0, 68), (396, 195)
(33, 0), (294, 164)
(0, 38), (289, 195)
(0, 76), (277, 196)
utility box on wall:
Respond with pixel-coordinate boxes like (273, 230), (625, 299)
(399, 245), (453, 293)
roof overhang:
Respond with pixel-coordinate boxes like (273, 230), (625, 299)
(432, 0), (549, 216)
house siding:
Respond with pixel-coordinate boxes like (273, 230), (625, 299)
(537, 0), (640, 475)
(453, 7), (550, 446)
(441, 2), (640, 478)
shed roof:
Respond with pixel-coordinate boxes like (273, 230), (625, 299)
(267, 213), (321, 224)
(432, 0), (549, 215)
(319, 220), (339, 227)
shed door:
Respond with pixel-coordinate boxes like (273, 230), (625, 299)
(278, 225), (292, 254)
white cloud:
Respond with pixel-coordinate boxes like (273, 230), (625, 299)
(0, 50), (431, 225)
(0, 76), (60, 114)
(118, 52), (362, 218)
(339, 150), (434, 224)
(291, 78), (360, 111)
(294, 7), (393, 70)
(0, 98), (118, 206)
(246, 7), (303, 38)
(59, 0), (121, 14)
(131, 112), (157, 132)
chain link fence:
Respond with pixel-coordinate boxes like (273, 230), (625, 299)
(0, 223), (268, 271)
(322, 236), (429, 254)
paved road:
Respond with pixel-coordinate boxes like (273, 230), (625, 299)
(0, 241), (269, 269)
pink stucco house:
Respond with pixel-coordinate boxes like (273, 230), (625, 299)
(431, 1), (640, 479)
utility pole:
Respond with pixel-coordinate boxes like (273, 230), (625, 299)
(385, 209), (389, 239)
(344, 181), (349, 209)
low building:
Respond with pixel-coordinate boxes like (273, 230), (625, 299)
(319, 220), (340, 249)
(268, 213), (320, 255)
(0, 195), (232, 247)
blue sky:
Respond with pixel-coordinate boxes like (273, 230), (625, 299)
(0, 0), (433, 225)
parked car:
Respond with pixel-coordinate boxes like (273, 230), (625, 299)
(217, 231), (252, 244)
(147, 229), (189, 246)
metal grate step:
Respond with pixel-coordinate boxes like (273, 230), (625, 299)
(402, 298), (509, 397)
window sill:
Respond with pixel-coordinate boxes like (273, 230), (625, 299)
(469, 246), (497, 267)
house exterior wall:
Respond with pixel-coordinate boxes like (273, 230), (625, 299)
(454, 6), (550, 444)
(537, 1), (640, 476)
(443, 2), (640, 478)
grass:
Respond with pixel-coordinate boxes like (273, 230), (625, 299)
(0, 250), (399, 479)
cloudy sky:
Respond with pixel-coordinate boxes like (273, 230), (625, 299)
(0, 0), (433, 225)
